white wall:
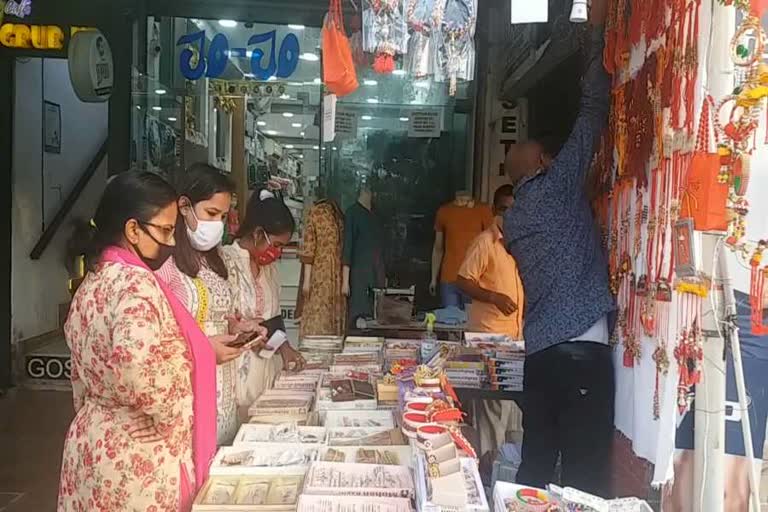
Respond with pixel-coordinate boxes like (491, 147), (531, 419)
(11, 58), (108, 343)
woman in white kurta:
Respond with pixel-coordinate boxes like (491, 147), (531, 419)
(220, 188), (306, 413)
(155, 164), (260, 445)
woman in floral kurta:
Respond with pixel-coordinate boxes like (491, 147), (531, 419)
(58, 171), (216, 512)
(61, 264), (194, 511)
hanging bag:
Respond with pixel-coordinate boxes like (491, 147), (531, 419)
(681, 96), (729, 231)
(322, 0), (359, 96)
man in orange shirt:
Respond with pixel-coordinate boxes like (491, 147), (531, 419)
(457, 184), (524, 457)
(457, 185), (523, 338)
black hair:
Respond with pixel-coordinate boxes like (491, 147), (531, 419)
(530, 130), (568, 159)
(174, 162), (235, 280)
(70, 171), (177, 271)
(237, 187), (296, 240)
(493, 184), (516, 209)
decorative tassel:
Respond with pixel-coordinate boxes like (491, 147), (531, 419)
(373, 52), (395, 74)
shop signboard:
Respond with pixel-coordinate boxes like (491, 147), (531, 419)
(177, 28), (300, 81)
(68, 29), (113, 102)
(25, 354), (71, 381)
(408, 110), (442, 138)
(0, 23), (64, 50)
(1, 0), (32, 22)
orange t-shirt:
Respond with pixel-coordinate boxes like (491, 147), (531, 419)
(458, 225), (524, 339)
(435, 202), (494, 283)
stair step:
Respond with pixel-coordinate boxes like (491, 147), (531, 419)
(19, 331), (71, 391)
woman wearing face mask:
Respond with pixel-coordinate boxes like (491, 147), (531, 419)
(221, 188), (306, 411)
(155, 163), (266, 445)
(59, 171), (216, 512)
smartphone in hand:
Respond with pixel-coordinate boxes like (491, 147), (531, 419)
(227, 331), (264, 349)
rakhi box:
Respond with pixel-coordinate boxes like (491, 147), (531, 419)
(193, 475), (303, 511)
(319, 445), (414, 467)
(296, 495), (413, 512)
(248, 390), (315, 417)
(321, 409), (395, 428)
(233, 423), (327, 445)
(209, 444), (320, 476)
(302, 461), (415, 499)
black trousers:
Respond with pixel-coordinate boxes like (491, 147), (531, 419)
(516, 341), (615, 498)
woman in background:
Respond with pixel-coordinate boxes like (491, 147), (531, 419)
(59, 171), (216, 512)
(221, 188), (306, 412)
(156, 163), (265, 445)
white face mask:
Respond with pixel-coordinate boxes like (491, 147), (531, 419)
(186, 206), (225, 251)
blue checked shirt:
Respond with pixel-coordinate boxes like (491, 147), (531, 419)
(503, 29), (615, 356)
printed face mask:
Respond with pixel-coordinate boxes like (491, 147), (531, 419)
(251, 231), (283, 266)
(185, 204), (224, 251)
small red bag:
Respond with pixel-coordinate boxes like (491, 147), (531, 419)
(681, 96), (729, 232)
(322, 0), (359, 97)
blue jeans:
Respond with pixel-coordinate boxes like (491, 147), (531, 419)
(440, 282), (471, 310)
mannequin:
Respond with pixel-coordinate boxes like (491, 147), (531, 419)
(430, 190), (494, 309)
(342, 185), (385, 325)
(298, 195), (346, 337)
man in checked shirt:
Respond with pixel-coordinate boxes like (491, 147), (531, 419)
(502, 0), (615, 497)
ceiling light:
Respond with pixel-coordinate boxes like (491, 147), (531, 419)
(218, 19), (237, 27)
(399, 117), (409, 122)
(280, 93), (291, 99)
(363, 79), (377, 86)
(167, 117), (177, 121)
(257, 121), (266, 126)
(243, 73), (256, 78)
(288, 24), (305, 30)
(332, 146), (338, 151)
(267, 76), (277, 81)
(152, 106), (162, 111)
(392, 69), (406, 76)
(154, 88), (167, 95)
(291, 122), (302, 128)
(366, 98), (379, 104)
(282, 112), (294, 118)
(300, 132), (305, 137)
(361, 115), (373, 120)
(266, 130), (278, 135)
(285, 144), (294, 149)
(313, 145), (320, 150)
(299, 154), (304, 158)
(136, 105), (141, 110)
(300, 52), (319, 62)
(313, 78), (322, 84)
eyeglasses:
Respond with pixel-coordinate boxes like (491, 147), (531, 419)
(140, 221), (176, 244)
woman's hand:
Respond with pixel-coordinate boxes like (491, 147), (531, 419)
(279, 344), (306, 372)
(227, 314), (268, 338)
(210, 334), (247, 364)
(126, 410), (163, 444)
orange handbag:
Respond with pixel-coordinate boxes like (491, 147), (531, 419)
(681, 96), (729, 232)
(322, 0), (359, 97)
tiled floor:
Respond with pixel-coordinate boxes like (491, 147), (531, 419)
(0, 388), (73, 512)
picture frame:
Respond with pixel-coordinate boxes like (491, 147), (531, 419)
(43, 101), (61, 154)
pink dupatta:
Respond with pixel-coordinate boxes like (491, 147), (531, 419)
(102, 246), (217, 510)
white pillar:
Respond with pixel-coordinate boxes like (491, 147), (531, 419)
(694, 2), (735, 512)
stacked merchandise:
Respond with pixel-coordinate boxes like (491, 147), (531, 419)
(383, 339), (421, 372)
(463, 333), (525, 391)
(443, 351), (486, 390)
(493, 481), (653, 511)
(398, 365), (488, 512)
(299, 336), (344, 355)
